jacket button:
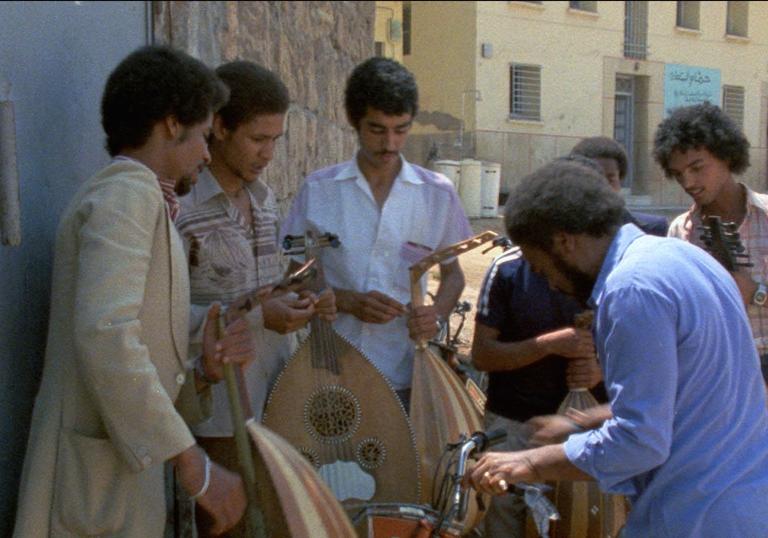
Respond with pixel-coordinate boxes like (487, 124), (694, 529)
(176, 373), (185, 385)
(142, 455), (153, 467)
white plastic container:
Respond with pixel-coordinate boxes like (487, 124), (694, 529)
(458, 159), (483, 218)
(481, 162), (501, 217)
(432, 159), (461, 192)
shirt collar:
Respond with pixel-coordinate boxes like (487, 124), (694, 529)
(686, 182), (765, 220)
(744, 183), (768, 217)
(192, 167), (270, 206)
(330, 154), (424, 185)
(114, 155), (179, 220)
(193, 167), (223, 203)
(588, 223), (645, 308)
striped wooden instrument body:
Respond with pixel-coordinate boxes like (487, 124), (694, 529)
(408, 231), (497, 533)
(247, 420), (357, 537)
(527, 310), (628, 538)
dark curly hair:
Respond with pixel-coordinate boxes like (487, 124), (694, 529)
(570, 136), (628, 180)
(554, 153), (606, 176)
(345, 57), (418, 128)
(504, 160), (625, 251)
(215, 61), (289, 131)
(653, 102), (750, 177)
(101, 46), (228, 156)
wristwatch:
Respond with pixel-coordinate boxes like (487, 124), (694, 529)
(752, 282), (768, 307)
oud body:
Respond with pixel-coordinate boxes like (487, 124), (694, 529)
(408, 231), (498, 533)
(263, 325), (420, 505)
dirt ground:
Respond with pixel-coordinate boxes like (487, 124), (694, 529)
(426, 216), (508, 357)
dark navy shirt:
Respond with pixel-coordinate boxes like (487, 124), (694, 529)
(475, 247), (591, 421)
(623, 209), (667, 237)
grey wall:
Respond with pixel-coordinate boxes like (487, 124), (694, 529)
(0, 2), (148, 532)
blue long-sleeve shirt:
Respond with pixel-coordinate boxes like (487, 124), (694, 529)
(564, 224), (768, 537)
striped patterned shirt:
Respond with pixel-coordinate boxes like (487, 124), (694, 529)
(668, 184), (768, 358)
(177, 169), (282, 304)
(176, 168), (294, 436)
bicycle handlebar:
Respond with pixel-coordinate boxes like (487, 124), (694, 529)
(451, 429), (507, 522)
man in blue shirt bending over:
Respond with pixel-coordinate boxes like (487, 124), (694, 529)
(467, 159), (768, 537)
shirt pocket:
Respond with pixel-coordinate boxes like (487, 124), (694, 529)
(54, 429), (135, 534)
(394, 241), (434, 299)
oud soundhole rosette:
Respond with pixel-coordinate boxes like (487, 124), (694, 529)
(356, 437), (386, 470)
(299, 446), (320, 468)
(304, 385), (361, 443)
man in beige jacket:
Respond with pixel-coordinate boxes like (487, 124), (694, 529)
(13, 46), (254, 537)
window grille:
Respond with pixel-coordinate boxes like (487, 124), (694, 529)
(624, 1), (648, 60)
(722, 85), (745, 129)
(510, 64), (541, 121)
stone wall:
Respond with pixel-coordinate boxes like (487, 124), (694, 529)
(153, 1), (374, 214)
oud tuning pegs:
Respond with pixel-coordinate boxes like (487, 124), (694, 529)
(282, 232), (341, 254)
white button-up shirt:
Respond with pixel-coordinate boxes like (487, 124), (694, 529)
(282, 157), (471, 389)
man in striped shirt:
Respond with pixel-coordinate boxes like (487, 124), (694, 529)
(655, 102), (768, 385)
(176, 61), (334, 537)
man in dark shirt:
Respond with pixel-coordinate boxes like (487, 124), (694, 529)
(570, 136), (668, 236)
(472, 246), (602, 537)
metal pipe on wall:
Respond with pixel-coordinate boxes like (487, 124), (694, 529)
(0, 80), (21, 246)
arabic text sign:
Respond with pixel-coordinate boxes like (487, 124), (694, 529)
(664, 64), (721, 116)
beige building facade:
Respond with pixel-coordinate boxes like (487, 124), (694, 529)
(389, 0), (768, 212)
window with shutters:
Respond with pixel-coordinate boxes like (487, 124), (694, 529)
(726, 1), (748, 37)
(676, 1), (700, 30)
(570, 1), (597, 12)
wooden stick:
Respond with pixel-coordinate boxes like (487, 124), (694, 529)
(215, 261), (316, 537)
(409, 230), (498, 349)
(219, 316), (266, 538)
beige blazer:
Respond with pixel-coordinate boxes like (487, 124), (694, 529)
(14, 161), (207, 537)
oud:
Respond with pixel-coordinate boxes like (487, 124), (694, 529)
(698, 215), (752, 271)
(408, 230), (497, 533)
(217, 260), (356, 537)
(263, 231), (420, 507)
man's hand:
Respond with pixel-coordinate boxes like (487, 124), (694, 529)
(528, 405), (611, 446)
(537, 327), (595, 358)
(201, 304), (255, 382)
(527, 414), (583, 446)
(336, 289), (406, 324)
(407, 304), (440, 341)
(262, 293), (316, 334)
(464, 449), (540, 496)
(225, 286), (273, 324)
(731, 268), (758, 307)
(310, 288), (337, 322)
(174, 446), (246, 535)
(566, 357), (602, 389)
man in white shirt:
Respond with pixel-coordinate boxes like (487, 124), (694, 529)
(282, 57), (472, 406)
